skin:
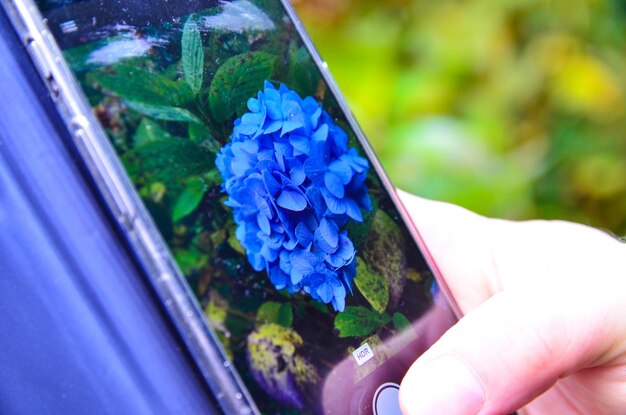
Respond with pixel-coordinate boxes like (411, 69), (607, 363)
(397, 191), (626, 415)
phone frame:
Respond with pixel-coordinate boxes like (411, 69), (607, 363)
(1, 0), (462, 413)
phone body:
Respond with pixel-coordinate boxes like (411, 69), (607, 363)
(2, 0), (460, 413)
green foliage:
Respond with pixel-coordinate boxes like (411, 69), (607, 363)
(392, 312), (411, 332)
(354, 257), (389, 313)
(182, 16), (205, 95)
(295, 0), (626, 234)
(334, 306), (391, 338)
(172, 177), (207, 222)
(257, 301), (293, 327)
(133, 119), (175, 146)
(362, 210), (407, 308)
(209, 51), (277, 122)
(175, 249), (209, 276)
(123, 137), (214, 184)
(188, 123), (221, 151)
(288, 46), (321, 98)
(90, 65), (192, 107)
(126, 101), (202, 124)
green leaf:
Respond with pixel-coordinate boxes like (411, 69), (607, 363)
(257, 302), (293, 327)
(334, 306), (391, 338)
(228, 232), (246, 255)
(126, 101), (202, 124)
(363, 210), (407, 308)
(123, 138), (214, 185)
(182, 16), (204, 95)
(355, 257), (389, 313)
(172, 177), (207, 222)
(91, 65), (188, 106)
(209, 51), (277, 122)
(288, 46), (321, 97)
(189, 123), (221, 152)
(392, 312), (411, 332)
(174, 249), (208, 276)
(133, 119), (175, 146)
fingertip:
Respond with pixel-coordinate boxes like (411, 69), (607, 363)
(400, 354), (485, 415)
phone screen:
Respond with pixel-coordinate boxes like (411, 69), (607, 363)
(37, 0), (457, 412)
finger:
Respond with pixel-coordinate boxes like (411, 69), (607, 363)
(396, 190), (501, 313)
(399, 286), (615, 415)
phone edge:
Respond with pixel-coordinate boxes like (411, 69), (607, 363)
(0, 1), (259, 413)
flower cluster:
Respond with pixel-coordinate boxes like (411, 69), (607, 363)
(216, 82), (371, 311)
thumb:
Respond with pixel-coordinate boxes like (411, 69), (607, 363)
(399, 286), (607, 415)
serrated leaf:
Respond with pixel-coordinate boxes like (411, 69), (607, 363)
(172, 177), (207, 222)
(182, 16), (204, 95)
(288, 46), (321, 97)
(127, 101), (202, 124)
(91, 65), (188, 106)
(334, 306), (391, 338)
(257, 302), (293, 327)
(392, 312), (411, 332)
(133, 118), (175, 146)
(209, 51), (277, 122)
(355, 257), (389, 313)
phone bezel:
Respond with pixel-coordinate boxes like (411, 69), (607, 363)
(1, 0), (462, 413)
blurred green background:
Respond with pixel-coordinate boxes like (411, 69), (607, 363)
(292, 0), (626, 235)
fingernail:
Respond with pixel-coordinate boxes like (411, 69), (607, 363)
(401, 355), (485, 415)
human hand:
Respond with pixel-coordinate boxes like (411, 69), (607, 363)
(397, 191), (626, 415)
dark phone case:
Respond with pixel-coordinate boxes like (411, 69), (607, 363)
(0, 8), (221, 414)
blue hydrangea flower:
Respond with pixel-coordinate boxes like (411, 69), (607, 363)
(216, 81), (372, 312)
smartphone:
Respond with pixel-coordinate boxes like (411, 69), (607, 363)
(3, 0), (460, 413)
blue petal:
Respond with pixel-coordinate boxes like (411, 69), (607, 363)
(286, 158), (306, 186)
(329, 125), (348, 153)
(269, 266), (287, 290)
(305, 187), (326, 220)
(279, 250), (292, 274)
(265, 100), (282, 120)
(312, 124), (328, 142)
(264, 120), (282, 134)
(264, 84), (280, 101)
(315, 217), (339, 254)
(262, 170), (281, 196)
(316, 280), (333, 304)
(290, 251), (317, 284)
(236, 122), (259, 136)
(328, 159), (353, 185)
(242, 111), (264, 127)
(331, 282), (346, 312)
(247, 251), (265, 272)
(244, 174), (265, 195)
(295, 221), (314, 247)
(303, 157), (326, 182)
(344, 198), (363, 222)
(290, 134), (310, 155)
(321, 188), (347, 215)
(247, 97), (261, 112)
(277, 188), (307, 211)
(324, 172), (345, 199)
(282, 238), (298, 250)
(281, 100), (305, 135)
(257, 213), (271, 235)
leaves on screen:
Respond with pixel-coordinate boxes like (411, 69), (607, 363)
(209, 51), (277, 122)
(182, 16), (204, 95)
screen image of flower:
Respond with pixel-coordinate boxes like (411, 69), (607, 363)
(217, 81), (372, 312)
(57, 1), (441, 412)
